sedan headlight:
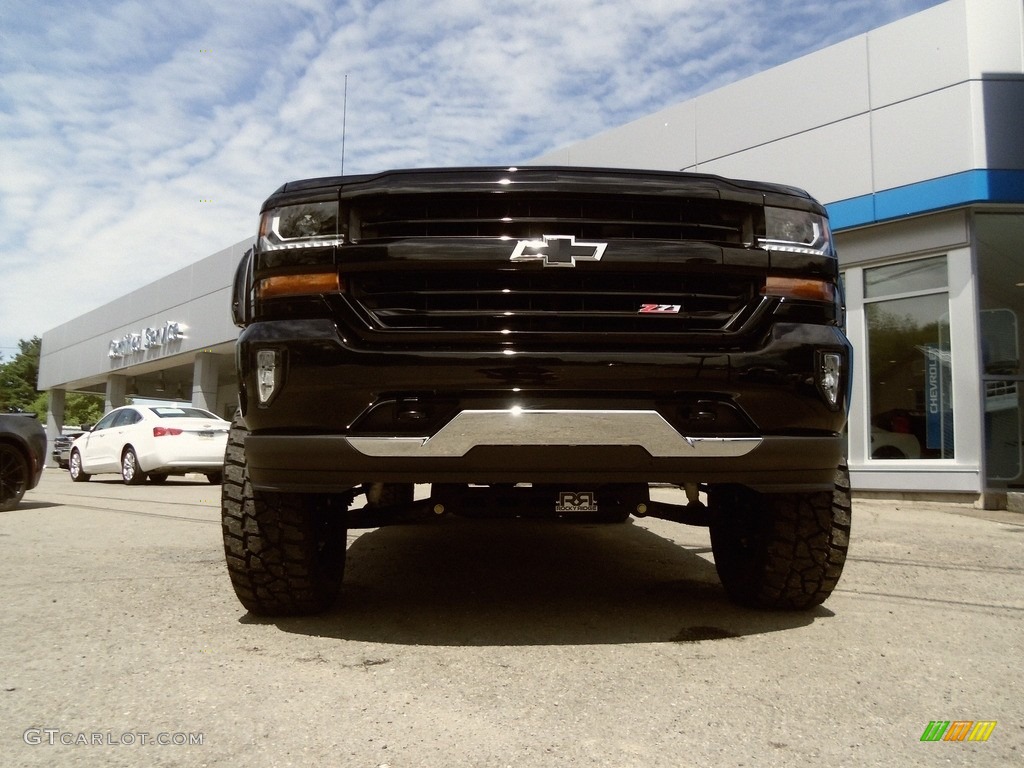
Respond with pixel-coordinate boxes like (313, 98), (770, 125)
(762, 206), (833, 257)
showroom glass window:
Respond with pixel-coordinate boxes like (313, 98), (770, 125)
(976, 213), (1024, 488)
(864, 256), (953, 459)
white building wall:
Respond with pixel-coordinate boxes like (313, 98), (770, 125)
(964, 0), (1024, 75)
(530, 0), (1024, 207)
(693, 36), (871, 169)
(870, 84), (977, 191)
(38, 239), (249, 391)
(867, 0), (971, 107)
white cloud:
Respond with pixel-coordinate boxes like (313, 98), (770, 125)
(0, 0), (943, 359)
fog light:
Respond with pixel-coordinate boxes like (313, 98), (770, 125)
(256, 349), (279, 404)
(819, 352), (841, 408)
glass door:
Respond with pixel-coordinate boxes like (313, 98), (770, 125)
(863, 256), (953, 460)
(976, 214), (1024, 489)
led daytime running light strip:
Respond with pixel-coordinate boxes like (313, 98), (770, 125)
(761, 240), (831, 256)
(260, 237), (346, 251)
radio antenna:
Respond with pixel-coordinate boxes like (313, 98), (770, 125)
(341, 74), (348, 176)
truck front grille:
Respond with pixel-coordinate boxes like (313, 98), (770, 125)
(351, 193), (757, 245)
(348, 270), (762, 336)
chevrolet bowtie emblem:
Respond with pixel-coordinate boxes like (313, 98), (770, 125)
(510, 235), (607, 267)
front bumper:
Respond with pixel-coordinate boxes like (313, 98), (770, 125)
(244, 431), (842, 493)
(237, 318), (850, 494)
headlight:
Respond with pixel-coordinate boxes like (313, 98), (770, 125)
(762, 206), (833, 256)
(259, 201), (345, 251)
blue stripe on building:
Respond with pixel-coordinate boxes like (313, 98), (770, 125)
(828, 170), (1024, 230)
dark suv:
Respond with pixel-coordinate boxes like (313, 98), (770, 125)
(223, 166), (852, 616)
(0, 413), (47, 511)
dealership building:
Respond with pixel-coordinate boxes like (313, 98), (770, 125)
(38, 0), (1024, 505)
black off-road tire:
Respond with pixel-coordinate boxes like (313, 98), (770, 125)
(709, 462), (851, 610)
(69, 449), (90, 482)
(221, 415), (348, 616)
(0, 443), (29, 512)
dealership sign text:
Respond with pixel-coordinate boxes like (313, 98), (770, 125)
(109, 321), (186, 359)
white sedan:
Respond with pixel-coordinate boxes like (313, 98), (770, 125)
(69, 405), (231, 485)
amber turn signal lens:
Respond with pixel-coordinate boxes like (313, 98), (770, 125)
(763, 276), (835, 302)
(257, 272), (342, 300)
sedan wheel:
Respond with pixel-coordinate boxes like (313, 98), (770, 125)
(121, 448), (147, 485)
(69, 450), (90, 483)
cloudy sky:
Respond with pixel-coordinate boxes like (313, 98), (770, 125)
(1, 0), (942, 359)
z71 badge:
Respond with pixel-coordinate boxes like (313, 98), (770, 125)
(638, 304), (681, 314)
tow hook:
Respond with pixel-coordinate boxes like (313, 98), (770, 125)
(633, 483), (710, 527)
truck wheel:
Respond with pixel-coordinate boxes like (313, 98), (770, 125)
(69, 449), (90, 482)
(709, 462), (851, 610)
(0, 444), (29, 512)
(221, 415), (348, 616)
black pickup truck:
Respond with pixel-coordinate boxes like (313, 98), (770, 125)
(223, 166), (852, 616)
(0, 413), (47, 511)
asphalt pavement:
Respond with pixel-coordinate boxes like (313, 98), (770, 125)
(2, 469), (1022, 767)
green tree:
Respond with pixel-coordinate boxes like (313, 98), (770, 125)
(0, 336), (103, 425)
(0, 337), (41, 412)
(62, 393), (104, 427)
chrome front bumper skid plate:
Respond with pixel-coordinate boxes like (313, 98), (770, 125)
(346, 409), (762, 459)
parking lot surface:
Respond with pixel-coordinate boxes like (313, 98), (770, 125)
(2, 469), (1023, 767)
